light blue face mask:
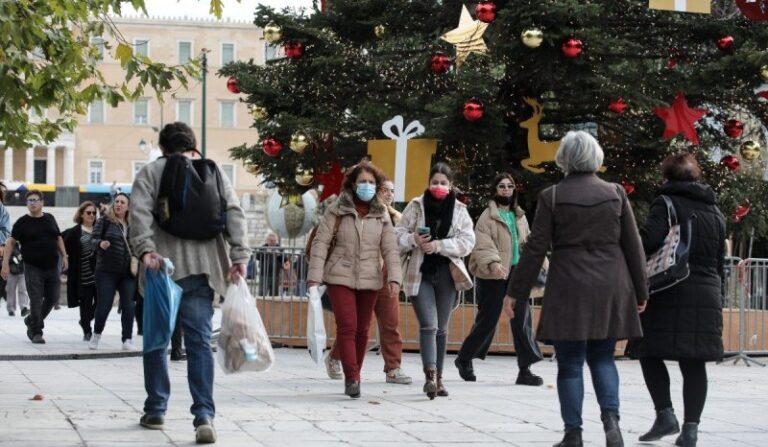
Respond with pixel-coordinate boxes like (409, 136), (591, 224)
(355, 183), (376, 202)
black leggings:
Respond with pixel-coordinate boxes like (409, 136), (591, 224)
(640, 357), (707, 423)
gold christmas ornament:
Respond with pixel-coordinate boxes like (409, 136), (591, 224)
(521, 28), (544, 48)
(740, 140), (762, 161)
(244, 162), (260, 176)
(289, 131), (310, 153)
(263, 22), (283, 44)
(374, 24), (387, 39)
(761, 65), (768, 82)
(440, 5), (488, 68)
(295, 168), (314, 186)
(249, 105), (268, 120)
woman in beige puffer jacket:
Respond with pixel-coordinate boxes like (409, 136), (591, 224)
(307, 161), (402, 399)
(456, 173), (544, 386)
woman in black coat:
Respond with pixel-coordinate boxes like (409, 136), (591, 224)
(636, 153), (725, 447)
(61, 202), (99, 341)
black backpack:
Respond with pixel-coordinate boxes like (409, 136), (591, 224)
(154, 154), (228, 240)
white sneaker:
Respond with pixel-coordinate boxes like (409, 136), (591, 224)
(324, 352), (343, 380)
(89, 334), (101, 350)
(386, 368), (413, 385)
(122, 339), (134, 350)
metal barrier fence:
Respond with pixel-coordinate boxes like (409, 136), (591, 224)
(245, 247), (768, 361)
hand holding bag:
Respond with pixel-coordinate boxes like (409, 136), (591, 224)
(143, 258), (183, 353)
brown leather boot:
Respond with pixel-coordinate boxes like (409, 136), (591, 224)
(423, 367), (437, 400)
(436, 370), (449, 397)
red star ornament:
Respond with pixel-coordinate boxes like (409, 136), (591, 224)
(653, 92), (707, 145)
(315, 161), (343, 202)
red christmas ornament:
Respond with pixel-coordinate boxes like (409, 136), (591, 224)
(262, 137), (282, 157)
(475, 1), (497, 23)
(733, 201), (751, 223)
(226, 77), (240, 94)
(717, 35), (735, 51)
(561, 38), (583, 58)
(653, 92), (707, 145)
(430, 52), (453, 74)
(284, 41), (304, 59)
(315, 161), (343, 202)
(621, 180), (635, 195)
(463, 98), (484, 122)
(720, 154), (740, 172)
(736, 0), (768, 21)
(725, 119), (744, 138)
(608, 98), (628, 114)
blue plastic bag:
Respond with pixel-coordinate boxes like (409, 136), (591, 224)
(142, 259), (183, 353)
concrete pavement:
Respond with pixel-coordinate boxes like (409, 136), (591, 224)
(0, 307), (766, 446)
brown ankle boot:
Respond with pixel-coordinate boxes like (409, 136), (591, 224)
(423, 367), (437, 400)
(436, 370), (448, 397)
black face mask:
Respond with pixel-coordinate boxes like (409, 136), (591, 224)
(494, 195), (514, 206)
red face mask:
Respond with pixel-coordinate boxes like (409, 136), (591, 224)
(429, 185), (450, 200)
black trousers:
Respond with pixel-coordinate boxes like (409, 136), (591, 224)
(640, 357), (708, 423)
(458, 267), (543, 369)
(78, 283), (97, 335)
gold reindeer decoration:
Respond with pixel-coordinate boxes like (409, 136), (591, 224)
(519, 97), (561, 174)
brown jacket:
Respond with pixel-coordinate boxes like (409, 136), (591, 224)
(469, 201), (531, 279)
(507, 173), (647, 341)
(307, 191), (402, 290)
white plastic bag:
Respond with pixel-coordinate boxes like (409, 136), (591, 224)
(307, 285), (327, 365)
(217, 279), (275, 373)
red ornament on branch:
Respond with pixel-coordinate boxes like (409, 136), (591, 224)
(621, 180), (635, 195)
(284, 41), (304, 59)
(717, 35), (735, 51)
(608, 98), (628, 114)
(653, 92), (707, 145)
(475, 1), (497, 23)
(733, 201), (751, 223)
(736, 0), (768, 21)
(315, 161), (343, 202)
(226, 77), (240, 94)
(262, 137), (283, 157)
(463, 98), (484, 122)
(725, 119), (744, 138)
(561, 38), (583, 58)
(720, 154), (740, 172)
(430, 52), (452, 74)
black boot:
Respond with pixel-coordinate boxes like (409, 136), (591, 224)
(639, 407), (680, 441)
(516, 367), (543, 386)
(675, 422), (698, 447)
(454, 357), (476, 382)
(553, 428), (583, 447)
(601, 412), (624, 447)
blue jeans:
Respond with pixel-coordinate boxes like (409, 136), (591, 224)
(94, 270), (136, 341)
(553, 339), (619, 431)
(143, 274), (215, 424)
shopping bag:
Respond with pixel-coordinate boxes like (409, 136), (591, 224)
(217, 278), (275, 373)
(307, 285), (327, 365)
(142, 259), (182, 353)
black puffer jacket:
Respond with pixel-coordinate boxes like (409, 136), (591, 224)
(91, 217), (132, 274)
(636, 181), (725, 361)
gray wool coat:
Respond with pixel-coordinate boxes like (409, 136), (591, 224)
(506, 173), (647, 341)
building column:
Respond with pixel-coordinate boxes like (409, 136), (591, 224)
(46, 145), (56, 185)
(63, 145), (75, 186)
(4, 148), (13, 181)
(25, 148), (34, 183)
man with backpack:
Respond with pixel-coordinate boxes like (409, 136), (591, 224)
(130, 122), (250, 444)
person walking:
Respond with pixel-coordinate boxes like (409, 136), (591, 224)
(307, 161), (402, 399)
(62, 201), (99, 341)
(503, 131), (647, 447)
(635, 153), (725, 447)
(1, 190), (68, 344)
(395, 162), (475, 399)
(0, 183), (27, 317)
(89, 193), (137, 350)
(131, 122), (251, 444)
(257, 233), (283, 297)
(324, 179), (412, 385)
(457, 173), (544, 385)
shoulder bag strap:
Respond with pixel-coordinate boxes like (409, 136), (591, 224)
(659, 195), (678, 228)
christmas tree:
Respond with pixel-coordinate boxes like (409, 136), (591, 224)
(222, 0), (768, 252)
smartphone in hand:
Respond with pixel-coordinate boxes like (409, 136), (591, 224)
(417, 226), (431, 235)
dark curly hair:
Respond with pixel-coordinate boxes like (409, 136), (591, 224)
(159, 122), (197, 155)
(661, 152), (701, 182)
(342, 160), (387, 195)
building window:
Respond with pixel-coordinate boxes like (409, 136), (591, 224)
(220, 164), (235, 186)
(220, 101), (235, 128)
(178, 41), (192, 64)
(88, 160), (104, 184)
(221, 43), (235, 65)
(134, 38), (149, 57)
(91, 37), (106, 58)
(134, 98), (149, 125)
(89, 100), (105, 124)
(177, 99), (194, 125)
(132, 161), (147, 180)
(265, 43), (280, 61)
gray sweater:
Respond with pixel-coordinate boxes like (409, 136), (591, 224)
(129, 157), (251, 297)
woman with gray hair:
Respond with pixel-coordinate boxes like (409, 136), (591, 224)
(502, 130), (648, 447)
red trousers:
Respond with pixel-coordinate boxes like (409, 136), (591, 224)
(327, 285), (378, 382)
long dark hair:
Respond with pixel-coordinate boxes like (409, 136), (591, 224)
(428, 161), (454, 183)
(491, 172), (517, 207)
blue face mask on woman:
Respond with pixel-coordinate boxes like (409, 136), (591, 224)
(355, 183), (376, 202)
